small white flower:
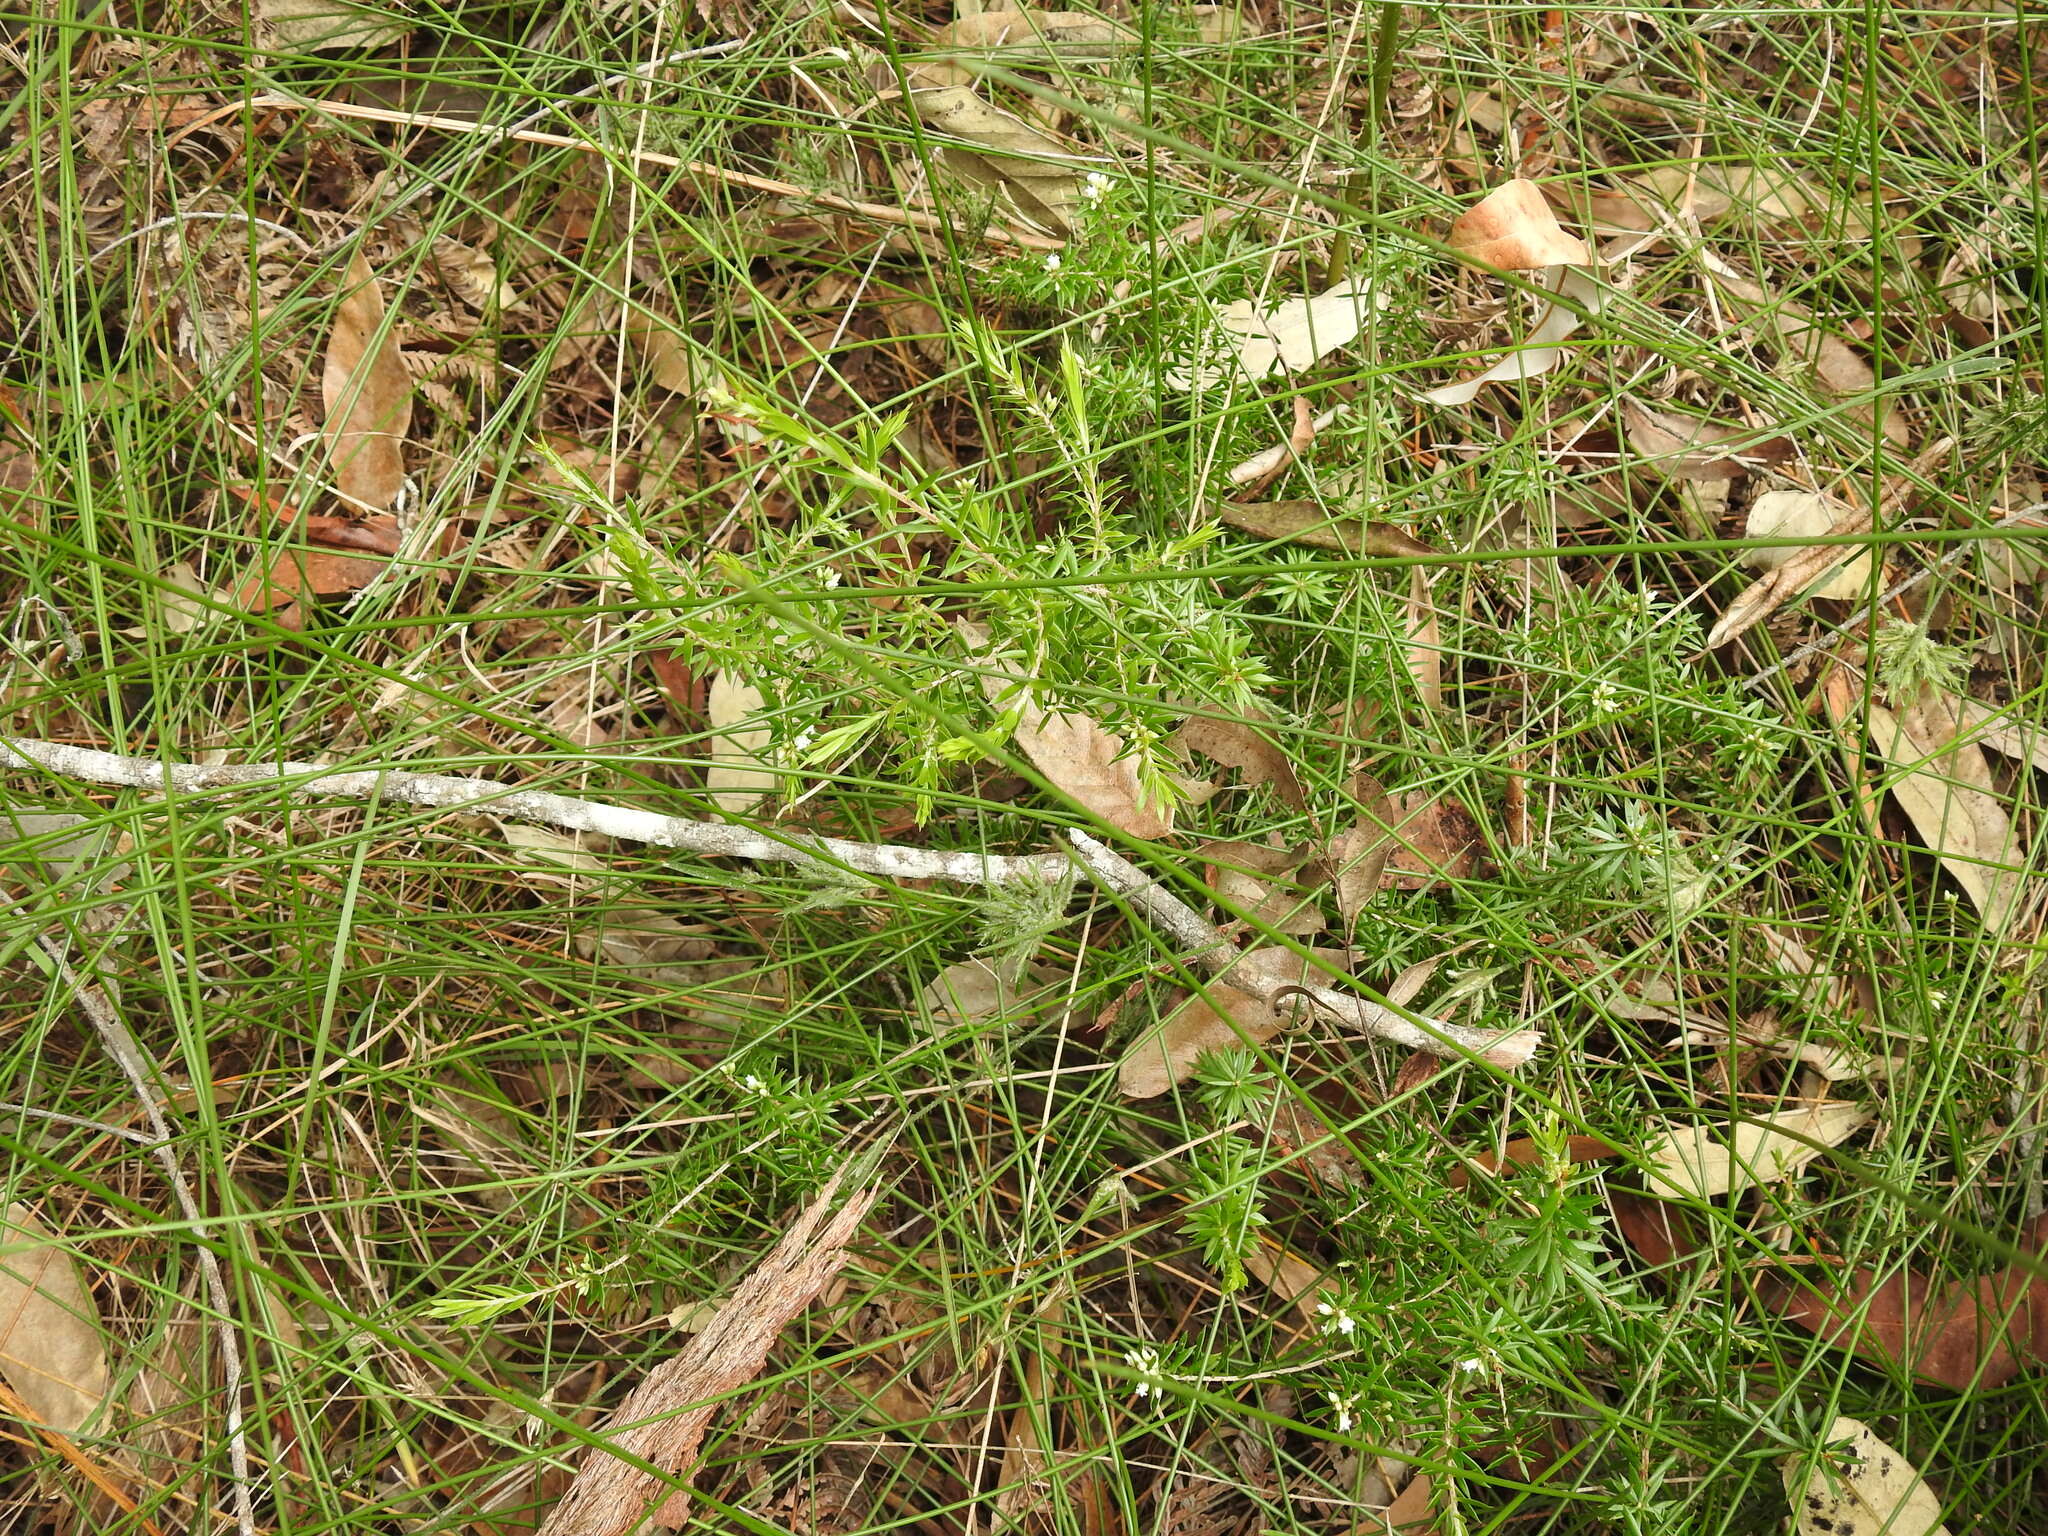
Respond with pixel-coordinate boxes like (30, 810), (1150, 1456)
(1327, 1391), (1359, 1433)
(741, 1073), (767, 1095)
(1083, 171), (1111, 201)
(1043, 252), (1062, 273)
(1457, 1356), (1484, 1374)
(1315, 1300), (1358, 1338)
(792, 727), (817, 753)
(823, 569), (842, 589)
(1590, 679), (1624, 716)
(1928, 988), (1951, 1010)
(1123, 1345), (1165, 1398)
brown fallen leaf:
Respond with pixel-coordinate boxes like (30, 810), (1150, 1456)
(898, 84), (1094, 235)
(1620, 401), (1793, 481)
(1216, 500), (1438, 559)
(1117, 981), (1273, 1098)
(323, 252), (412, 514)
(1768, 1216), (2048, 1392)
(1325, 775), (1405, 924)
(1405, 566), (1441, 711)
(1447, 1136), (1621, 1189)
(535, 1175), (879, 1536)
(1196, 840), (1323, 936)
(1446, 178), (1590, 270)
(705, 671), (776, 815)
(1701, 249), (1909, 450)
(961, 621), (1174, 838)
(1380, 791), (1479, 888)
(0, 1203), (112, 1434)
(1825, 677), (2023, 931)
(1640, 1101), (1872, 1200)
(1169, 707), (1307, 810)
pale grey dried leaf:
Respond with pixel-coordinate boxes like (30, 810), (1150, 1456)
(1785, 1417), (1950, 1536)
(706, 671), (776, 815)
(1642, 1101), (1871, 1199)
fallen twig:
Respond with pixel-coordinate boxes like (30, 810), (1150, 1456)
(1, 739), (1540, 1066)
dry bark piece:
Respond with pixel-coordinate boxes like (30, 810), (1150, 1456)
(536, 1175), (878, 1536)
(1785, 1417), (1951, 1536)
(322, 252), (412, 513)
(1215, 500), (1438, 558)
(0, 1203), (112, 1434)
(1446, 179), (1591, 269)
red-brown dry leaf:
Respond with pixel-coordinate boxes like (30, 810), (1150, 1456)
(1446, 179), (1590, 269)
(1117, 982), (1273, 1098)
(1382, 791), (1479, 887)
(1606, 1189), (1702, 1270)
(1215, 500), (1438, 559)
(1767, 1216), (2048, 1392)
(1381, 1471), (1438, 1535)
(535, 1177), (878, 1536)
(323, 252), (413, 513)
(1170, 709), (1307, 811)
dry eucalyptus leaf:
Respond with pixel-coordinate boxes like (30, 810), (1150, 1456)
(1405, 566), (1441, 710)
(1118, 983), (1272, 1098)
(322, 252), (412, 513)
(1420, 264), (1605, 407)
(915, 10), (1136, 90)
(1170, 709), (1307, 810)
(1167, 275), (1377, 390)
(1863, 693), (2021, 931)
(1213, 500), (1438, 559)
(905, 85), (1093, 234)
(0, 1204), (112, 1434)
(706, 671), (776, 815)
(1785, 1418), (1950, 1536)
(1641, 1101), (1871, 1200)
(1957, 697), (2048, 773)
(1621, 402), (1791, 481)
(1197, 840), (1322, 936)
(922, 959), (1087, 1033)
(1740, 490), (1875, 601)
(258, 0), (410, 53)
(1710, 493), (1876, 648)
(960, 621), (1173, 838)
(1446, 178), (1591, 269)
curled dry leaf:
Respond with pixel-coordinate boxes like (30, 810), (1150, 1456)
(1740, 489), (1875, 600)
(960, 621), (1173, 838)
(0, 1204), (112, 1434)
(1214, 500), (1438, 560)
(1446, 179), (1591, 270)
(1785, 1418), (1951, 1536)
(1640, 1101), (1870, 1200)
(535, 1175), (878, 1536)
(1167, 275), (1377, 390)
(1709, 492), (1875, 649)
(1420, 264), (1607, 408)
(901, 85), (1095, 235)
(323, 252), (412, 514)
(706, 671), (777, 815)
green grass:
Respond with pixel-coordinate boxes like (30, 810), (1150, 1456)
(3, 0), (2047, 1531)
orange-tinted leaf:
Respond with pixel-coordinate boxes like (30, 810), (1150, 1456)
(323, 252), (413, 512)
